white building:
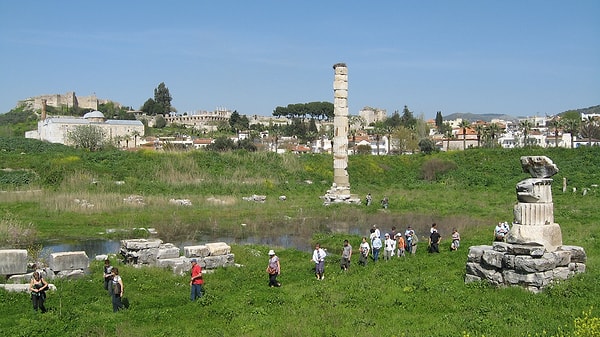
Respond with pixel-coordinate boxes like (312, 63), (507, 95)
(25, 111), (144, 148)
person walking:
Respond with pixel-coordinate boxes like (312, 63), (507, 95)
(312, 243), (326, 280)
(190, 259), (204, 301)
(29, 271), (48, 313)
(103, 258), (113, 296)
(358, 237), (370, 266)
(266, 250), (281, 287)
(110, 268), (124, 312)
(340, 240), (352, 271)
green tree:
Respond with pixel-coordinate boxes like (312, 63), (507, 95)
(400, 105), (416, 129)
(435, 111), (443, 132)
(67, 125), (105, 151)
(519, 120), (533, 147)
(580, 116), (600, 146)
(391, 126), (418, 154)
(154, 82), (173, 114)
(154, 115), (167, 128)
(474, 124), (485, 147)
(418, 138), (436, 154)
(458, 119), (471, 150)
(562, 118), (580, 149)
(547, 118), (562, 148)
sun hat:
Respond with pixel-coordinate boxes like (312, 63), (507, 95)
(268, 250), (275, 255)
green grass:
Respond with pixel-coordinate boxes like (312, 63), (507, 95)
(1, 138), (599, 336)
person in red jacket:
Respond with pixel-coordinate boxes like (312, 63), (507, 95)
(190, 259), (204, 301)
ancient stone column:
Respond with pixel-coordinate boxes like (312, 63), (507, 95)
(507, 156), (563, 251)
(332, 63), (350, 191)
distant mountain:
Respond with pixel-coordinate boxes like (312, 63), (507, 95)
(443, 105), (600, 122)
(443, 113), (518, 123)
(559, 105), (600, 116)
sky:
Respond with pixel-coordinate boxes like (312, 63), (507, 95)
(0, 1), (598, 120)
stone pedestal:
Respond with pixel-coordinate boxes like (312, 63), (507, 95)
(466, 156), (585, 292)
(465, 242), (586, 293)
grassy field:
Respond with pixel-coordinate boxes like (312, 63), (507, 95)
(0, 138), (599, 336)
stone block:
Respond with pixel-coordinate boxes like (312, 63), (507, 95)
(568, 262), (586, 273)
(482, 250), (504, 268)
(561, 246), (587, 263)
(204, 255), (228, 269)
(157, 244), (180, 260)
(552, 250), (571, 267)
(506, 243), (545, 256)
(502, 254), (515, 269)
(205, 242), (231, 256)
(464, 274), (481, 283)
(48, 251), (89, 272)
(514, 254), (557, 273)
(0, 249), (28, 275)
(552, 266), (572, 280)
(122, 239), (162, 250)
(184, 245), (210, 258)
(492, 242), (510, 252)
(506, 223), (562, 252)
(467, 245), (493, 263)
(137, 248), (159, 264)
(57, 269), (86, 279)
(156, 257), (194, 275)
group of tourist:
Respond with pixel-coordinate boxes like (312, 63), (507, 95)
(264, 223), (462, 288)
(364, 193), (389, 209)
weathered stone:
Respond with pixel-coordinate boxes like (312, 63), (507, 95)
(561, 246), (587, 263)
(552, 250), (571, 267)
(506, 223), (562, 252)
(492, 242), (510, 252)
(502, 254), (515, 269)
(466, 262), (495, 279)
(204, 254), (235, 269)
(505, 243), (545, 256)
(122, 239), (162, 250)
(205, 242), (231, 256)
(464, 274), (481, 283)
(0, 249), (28, 275)
(482, 250), (504, 268)
(514, 254), (557, 273)
(467, 245), (493, 263)
(48, 251), (89, 272)
(568, 262), (586, 273)
(184, 245), (210, 258)
(552, 267), (572, 280)
(157, 244), (180, 260)
(520, 156), (559, 178)
(137, 248), (159, 264)
(156, 257), (198, 275)
(56, 269), (86, 279)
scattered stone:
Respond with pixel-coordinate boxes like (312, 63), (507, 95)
(169, 198), (192, 206)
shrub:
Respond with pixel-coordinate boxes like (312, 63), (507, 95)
(420, 158), (457, 181)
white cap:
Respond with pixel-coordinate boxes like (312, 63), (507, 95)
(268, 250), (275, 256)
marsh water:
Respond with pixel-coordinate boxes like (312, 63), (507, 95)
(39, 212), (476, 258)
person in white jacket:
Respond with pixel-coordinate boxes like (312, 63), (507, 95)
(383, 233), (396, 261)
(311, 243), (326, 280)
